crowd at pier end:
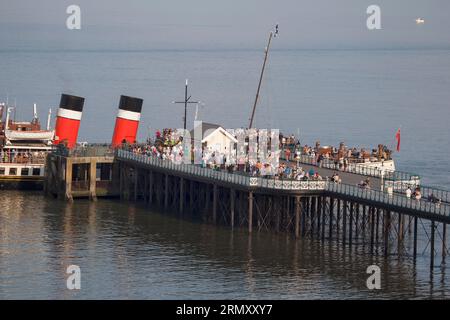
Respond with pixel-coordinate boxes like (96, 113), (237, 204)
(120, 128), (393, 185)
(117, 128), (448, 206)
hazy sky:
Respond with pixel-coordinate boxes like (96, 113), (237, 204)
(1, 0), (449, 50)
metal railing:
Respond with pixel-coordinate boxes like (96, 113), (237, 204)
(327, 182), (450, 217)
(0, 150), (47, 165)
(116, 149), (326, 191)
(283, 151), (420, 183)
(117, 150), (450, 218)
(52, 144), (114, 158)
(0, 156), (46, 165)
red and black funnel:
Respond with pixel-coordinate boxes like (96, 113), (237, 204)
(111, 95), (143, 147)
(54, 94), (85, 149)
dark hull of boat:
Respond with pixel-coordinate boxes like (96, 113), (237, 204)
(0, 176), (44, 190)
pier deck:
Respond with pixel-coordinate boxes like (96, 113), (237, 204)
(45, 146), (118, 200)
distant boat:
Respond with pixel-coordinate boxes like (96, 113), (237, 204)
(415, 18), (425, 25)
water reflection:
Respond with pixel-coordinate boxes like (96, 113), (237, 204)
(0, 191), (448, 299)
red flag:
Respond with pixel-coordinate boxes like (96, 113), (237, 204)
(395, 128), (401, 152)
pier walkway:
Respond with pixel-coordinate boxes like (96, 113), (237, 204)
(282, 154), (421, 192)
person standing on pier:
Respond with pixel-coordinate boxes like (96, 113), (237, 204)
(406, 186), (412, 199)
(285, 148), (291, 161)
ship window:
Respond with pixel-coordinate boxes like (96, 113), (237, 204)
(9, 168), (17, 175)
(21, 168), (30, 176)
(32, 168), (41, 176)
(0, 168), (4, 175)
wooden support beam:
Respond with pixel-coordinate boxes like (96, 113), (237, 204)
(349, 202), (353, 247)
(134, 166), (138, 201)
(89, 159), (97, 201)
(362, 205), (366, 236)
(375, 208), (380, 249)
(275, 196), (280, 233)
(317, 197), (322, 236)
(295, 196), (301, 239)
(329, 198), (333, 240)
(355, 204), (359, 240)
(397, 213), (403, 251)
(118, 163), (123, 200)
(230, 189), (235, 230)
(413, 216), (418, 262)
(65, 158), (73, 202)
(430, 220), (435, 269)
(384, 211), (391, 257)
(148, 171), (153, 205)
(301, 197), (306, 237)
(321, 197), (326, 242)
(164, 174), (169, 209)
(342, 200), (347, 246)
(336, 199), (341, 236)
(179, 177), (184, 214)
(248, 191), (254, 233)
(213, 184), (218, 224)
(442, 223), (447, 264)
(370, 207), (375, 254)
(190, 180), (194, 210)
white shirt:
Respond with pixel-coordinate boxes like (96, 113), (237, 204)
(406, 189), (412, 198)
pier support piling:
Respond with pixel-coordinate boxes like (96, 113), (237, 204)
(431, 220), (436, 269)
(295, 196), (301, 239)
(230, 189), (235, 230)
(413, 216), (418, 262)
(384, 211), (391, 257)
(443, 223), (447, 264)
(213, 184), (218, 224)
(248, 192), (254, 233)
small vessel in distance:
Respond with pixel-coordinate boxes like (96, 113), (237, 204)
(416, 18), (425, 25)
(0, 102), (54, 189)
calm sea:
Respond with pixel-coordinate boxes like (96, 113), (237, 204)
(0, 49), (449, 299)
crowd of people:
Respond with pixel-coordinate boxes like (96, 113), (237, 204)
(404, 186), (442, 205)
(0, 149), (46, 164)
(280, 138), (393, 172)
(124, 129), (341, 183)
(124, 129), (446, 207)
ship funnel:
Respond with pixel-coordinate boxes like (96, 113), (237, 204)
(54, 93), (85, 149)
(111, 95), (143, 148)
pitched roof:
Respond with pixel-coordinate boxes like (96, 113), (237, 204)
(190, 122), (221, 137)
(190, 121), (237, 143)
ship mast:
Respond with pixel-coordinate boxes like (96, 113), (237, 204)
(248, 25), (278, 129)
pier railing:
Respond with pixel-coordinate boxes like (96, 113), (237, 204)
(52, 144), (114, 158)
(117, 150), (450, 217)
(117, 149), (327, 191)
(285, 153), (420, 184)
(327, 182), (450, 217)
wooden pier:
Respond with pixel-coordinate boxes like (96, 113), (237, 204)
(44, 146), (119, 201)
(45, 148), (450, 269)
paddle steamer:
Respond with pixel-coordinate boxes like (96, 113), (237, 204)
(0, 102), (53, 189)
